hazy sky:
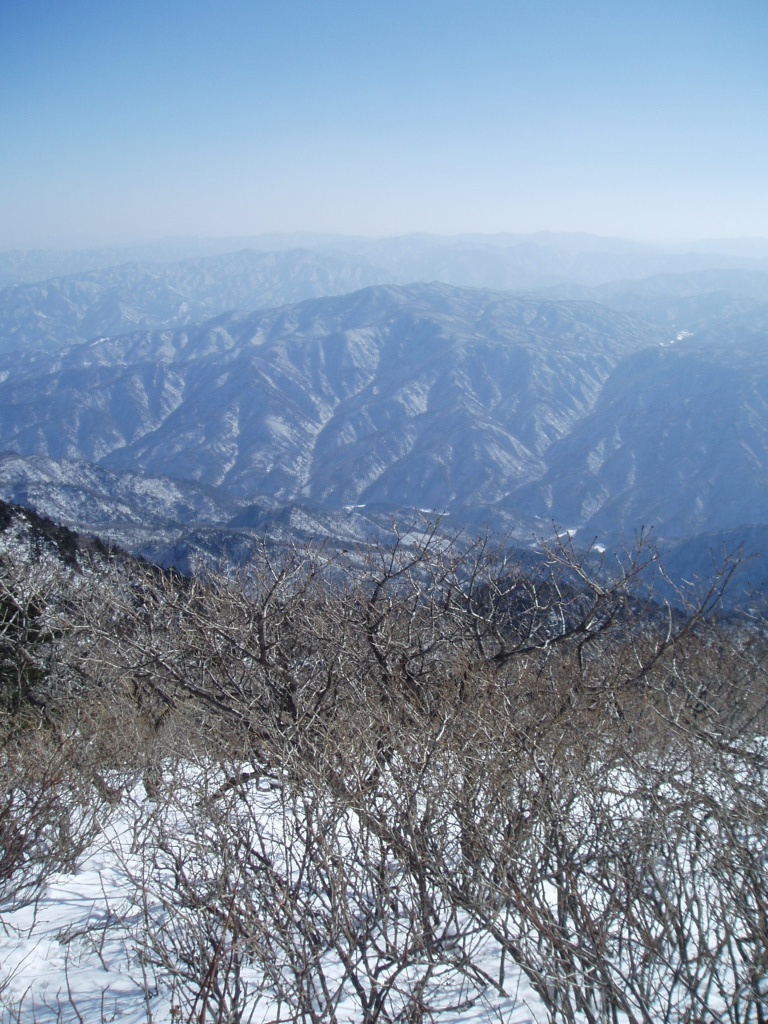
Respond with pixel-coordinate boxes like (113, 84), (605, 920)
(2, 0), (767, 248)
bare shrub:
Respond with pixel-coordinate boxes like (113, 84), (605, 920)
(3, 522), (767, 1022)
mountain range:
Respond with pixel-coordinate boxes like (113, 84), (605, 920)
(1, 233), (767, 603)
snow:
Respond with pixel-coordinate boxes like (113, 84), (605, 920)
(2, 705), (767, 1024)
(661, 331), (693, 348)
(0, 787), (546, 1024)
(1, 816), (151, 1022)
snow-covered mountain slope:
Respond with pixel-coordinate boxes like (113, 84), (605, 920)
(1, 276), (768, 592)
(516, 324), (768, 544)
(0, 247), (394, 356)
(4, 236), (768, 359)
(0, 452), (246, 531)
(0, 284), (665, 515)
(0, 453), (458, 572)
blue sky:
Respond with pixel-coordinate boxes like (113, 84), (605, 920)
(1, 0), (767, 247)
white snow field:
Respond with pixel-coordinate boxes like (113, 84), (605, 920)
(0, 773), (546, 1024)
(2, 744), (767, 1024)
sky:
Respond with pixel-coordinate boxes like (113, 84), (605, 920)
(1, 0), (767, 249)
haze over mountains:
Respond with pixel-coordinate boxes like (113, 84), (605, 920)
(1, 232), (768, 601)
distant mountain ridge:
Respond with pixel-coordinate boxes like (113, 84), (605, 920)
(0, 285), (668, 520)
(1, 237), (768, 603)
(3, 234), (768, 361)
(4, 230), (768, 289)
(0, 248), (394, 357)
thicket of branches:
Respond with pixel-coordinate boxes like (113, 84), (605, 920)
(1, 524), (768, 1023)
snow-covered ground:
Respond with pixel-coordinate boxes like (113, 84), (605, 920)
(4, 754), (765, 1023)
(0, 786), (547, 1024)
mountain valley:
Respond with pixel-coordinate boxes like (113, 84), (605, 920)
(1, 233), (768, 604)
